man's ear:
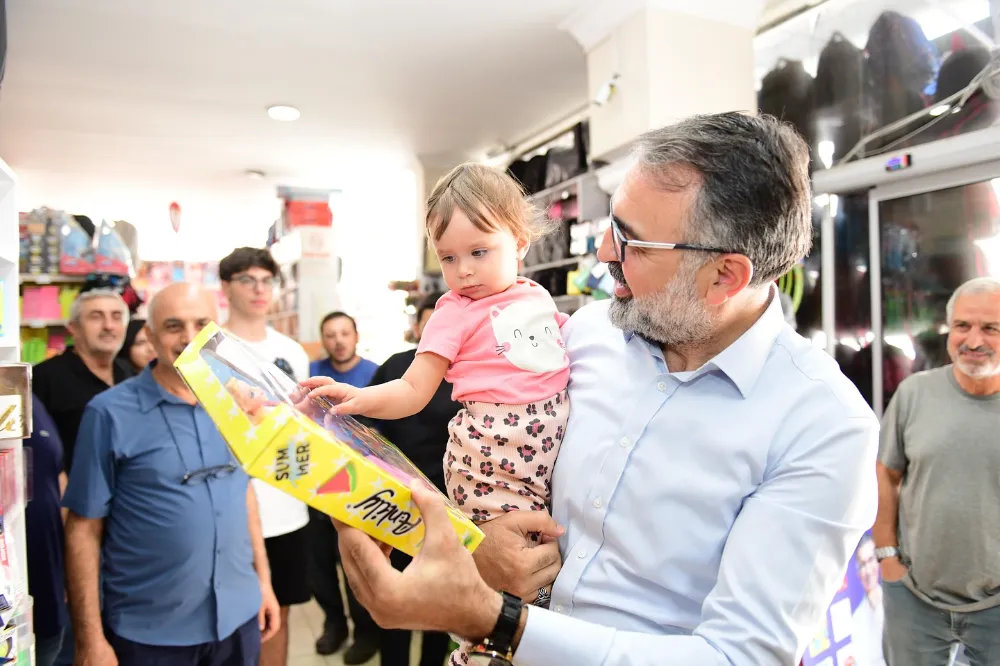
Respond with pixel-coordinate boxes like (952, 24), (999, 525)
(702, 254), (754, 307)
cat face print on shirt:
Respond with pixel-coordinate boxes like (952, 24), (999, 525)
(490, 300), (567, 373)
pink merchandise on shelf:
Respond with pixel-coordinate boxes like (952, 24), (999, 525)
(0, 450), (16, 516)
(37, 287), (62, 321)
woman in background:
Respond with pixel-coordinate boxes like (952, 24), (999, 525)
(117, 318), (156, 372)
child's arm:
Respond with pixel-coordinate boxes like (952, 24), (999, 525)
(305, 352), (450, 420)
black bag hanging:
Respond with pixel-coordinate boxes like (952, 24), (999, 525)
(932, 46), (997, 139)
(864, 11), (941, 151)
(814, 33), (867, 162)
(757, 58), (817, 156)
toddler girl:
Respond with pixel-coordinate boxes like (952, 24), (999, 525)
(305, 163), (570, 663)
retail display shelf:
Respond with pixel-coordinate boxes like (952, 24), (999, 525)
(521, 254), (593, 274)
(19, 274), (87, 284)
(20, 319), (69, 329)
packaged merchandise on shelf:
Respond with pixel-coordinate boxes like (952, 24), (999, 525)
(174, 323), (484, 556)
(18, 209), (62, 276)
(92, 220), (134, 276)
(58, 212), (96, 275)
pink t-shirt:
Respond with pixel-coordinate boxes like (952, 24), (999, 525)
(417, 278), (571, 404)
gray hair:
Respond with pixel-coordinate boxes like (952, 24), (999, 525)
(69, 288), (130, 324)
(946, 277), (1000, 323)
(632, 112), (813, 286)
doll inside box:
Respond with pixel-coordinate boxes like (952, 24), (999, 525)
(196, 330), (439, 494)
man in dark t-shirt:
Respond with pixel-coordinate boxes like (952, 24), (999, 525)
(26, 395), (70, 666)
(33, 289), (133, 471)
(364, 292), (461, 666)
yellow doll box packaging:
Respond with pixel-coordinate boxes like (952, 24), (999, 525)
(174, 322), (483, 556)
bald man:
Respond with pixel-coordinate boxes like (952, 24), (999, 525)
(63, 283), (280, 666)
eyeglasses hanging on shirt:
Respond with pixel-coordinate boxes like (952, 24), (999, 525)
(159, 404), (238, 485)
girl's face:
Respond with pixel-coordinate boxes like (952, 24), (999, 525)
(433, 209), (528, 300)
(129, 327), (158, 370)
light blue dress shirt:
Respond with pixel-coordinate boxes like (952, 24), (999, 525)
(514, 289), (879, 665)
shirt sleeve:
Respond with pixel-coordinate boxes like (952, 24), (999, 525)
(291, 343), (311, 384)
(416, 297), (469, 363)
(878, 383), (909, 471)
(62, 404), (116, 519)
(515, 414), (880, 666)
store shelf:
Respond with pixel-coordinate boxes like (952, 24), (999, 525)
(19, 274), (87, 284)
(20, 319), (68, 329)
(521, 254), (592, 275)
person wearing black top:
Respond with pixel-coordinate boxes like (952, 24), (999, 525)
(366, 292), (461, 666)
(32, 288), (134, 472)
(25, 395), (69, 666)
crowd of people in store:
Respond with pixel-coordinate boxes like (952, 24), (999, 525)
(23, 112), (1000, 666)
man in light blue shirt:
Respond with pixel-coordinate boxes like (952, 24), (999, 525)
(328, 112), (879, 665)
(63, 283), (280, 666)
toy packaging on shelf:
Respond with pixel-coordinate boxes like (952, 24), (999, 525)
(58, 213), (96, 275)
(92, 220), (134, 276)
(174, 323), (484, 556)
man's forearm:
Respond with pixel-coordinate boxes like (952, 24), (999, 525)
(246, 484), (271, 584)
(64, 513), (106, 646)
(873, 464), (902, 549)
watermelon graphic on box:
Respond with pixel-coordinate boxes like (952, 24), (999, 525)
(318, 462), (358, 495)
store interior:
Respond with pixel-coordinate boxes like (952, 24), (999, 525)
(1, 0), (999, 664)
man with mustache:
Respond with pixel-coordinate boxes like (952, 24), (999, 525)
(33, 288), (135, 472)
(307, 311), (380, 663)
(322, 112), (879, 666)
(875, 277), (1000, 665)
(63, 282), (280, 666)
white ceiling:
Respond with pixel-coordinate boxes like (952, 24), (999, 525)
(0, 0), (591, 188)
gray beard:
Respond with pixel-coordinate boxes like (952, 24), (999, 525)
(606, 260), (714, 347)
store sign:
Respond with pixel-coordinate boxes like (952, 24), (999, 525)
(802, 532), (886, 666)
(285, 200), (333, 228)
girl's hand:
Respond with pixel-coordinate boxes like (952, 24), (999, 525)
(308, 381), (369, 416)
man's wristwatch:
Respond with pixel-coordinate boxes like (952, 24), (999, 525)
(875, 546), (900, 561)
(468, 591), (523, 665)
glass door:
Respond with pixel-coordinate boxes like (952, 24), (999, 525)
(869, 162), (1000, 417)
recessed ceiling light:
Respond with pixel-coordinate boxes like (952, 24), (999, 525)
(245, 169), (266, 180)
(267, 105), (300, 122)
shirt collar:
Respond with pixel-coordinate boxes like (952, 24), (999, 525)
(136, 361), (192, 413)
(624, 285), (787, 398)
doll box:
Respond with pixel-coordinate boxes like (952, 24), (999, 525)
(174, 323), (483, 556)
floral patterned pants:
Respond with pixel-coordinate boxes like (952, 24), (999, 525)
(444, 389), (569, 666)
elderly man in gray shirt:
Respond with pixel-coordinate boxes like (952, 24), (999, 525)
(874, 277), (1000, 666)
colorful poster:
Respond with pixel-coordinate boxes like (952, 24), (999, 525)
(802, 533), (886, 666)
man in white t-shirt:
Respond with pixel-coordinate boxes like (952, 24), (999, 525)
(220, 248), (312, 666)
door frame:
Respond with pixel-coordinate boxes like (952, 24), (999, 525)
(867, 160), (1000, 419)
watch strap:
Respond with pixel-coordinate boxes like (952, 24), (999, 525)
(874, 546), (900, 561)
(487, 591), (522, 658)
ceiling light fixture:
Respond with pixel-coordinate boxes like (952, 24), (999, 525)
(267, 105), (300, 122)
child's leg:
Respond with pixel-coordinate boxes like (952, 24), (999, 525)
(444, 392), (569, 665)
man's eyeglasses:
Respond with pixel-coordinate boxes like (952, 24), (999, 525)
(182, 462), (238, 485)
(231, 275), (276, 290)
(609, 205), (737, 264)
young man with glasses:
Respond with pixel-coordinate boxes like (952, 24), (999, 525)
(220, 247), (312, 666)
(63, 282), (280, 666)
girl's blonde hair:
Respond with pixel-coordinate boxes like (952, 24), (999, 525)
(425, 163), (553, 242)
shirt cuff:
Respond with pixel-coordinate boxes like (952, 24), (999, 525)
(514, 606), (615, 666)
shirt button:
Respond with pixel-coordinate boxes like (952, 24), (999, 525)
(554, 605), (564, 613)
(593, 498), (602, 509)
(619, 437), (630, 448)
(657, 382), (667, 392)
(577, 549), (587, 559)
